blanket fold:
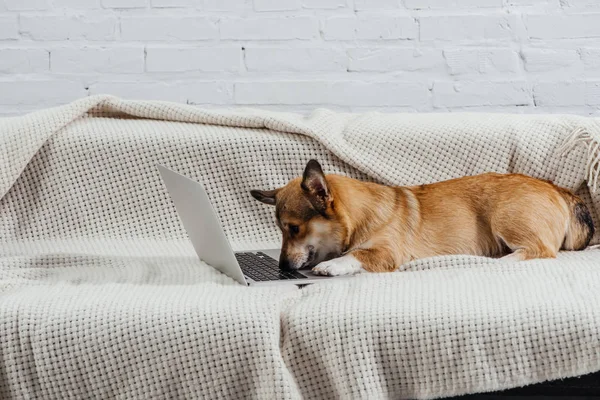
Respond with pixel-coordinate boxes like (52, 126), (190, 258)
(558, 120), (600, 192)
(1, 96), (600, 399)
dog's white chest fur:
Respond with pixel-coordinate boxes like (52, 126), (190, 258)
(312, 254), (364, 276)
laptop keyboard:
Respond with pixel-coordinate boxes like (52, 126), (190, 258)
(235, 252), (307, 281)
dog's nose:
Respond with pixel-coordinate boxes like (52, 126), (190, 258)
(279, 258), (292, 271)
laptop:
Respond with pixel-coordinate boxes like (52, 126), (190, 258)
(157, 165), (347, 286)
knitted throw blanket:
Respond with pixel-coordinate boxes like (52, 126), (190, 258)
(1, 96), (599, 399)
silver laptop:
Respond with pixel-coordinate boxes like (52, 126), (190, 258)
(157, 164), (344, 286)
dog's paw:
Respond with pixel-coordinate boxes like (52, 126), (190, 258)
(500, 249), (527, 262)
(312, 254), (364, 276)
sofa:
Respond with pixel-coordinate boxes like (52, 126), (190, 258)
(1, 96), (599, 399)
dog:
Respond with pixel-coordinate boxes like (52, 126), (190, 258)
(250, 160), (595, 277)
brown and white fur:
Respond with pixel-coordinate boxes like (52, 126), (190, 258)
(251, 160), (595, 276)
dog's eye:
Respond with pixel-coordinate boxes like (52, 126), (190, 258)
(289, 225), (299, 235)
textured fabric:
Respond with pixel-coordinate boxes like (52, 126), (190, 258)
(282, 251), (600, 399)
(1, 95), (600, 399)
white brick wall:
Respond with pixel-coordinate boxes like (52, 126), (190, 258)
(1, 0), (600, 116)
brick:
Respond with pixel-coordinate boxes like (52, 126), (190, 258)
(404, 0), (501, 8)
(20, 15), (117, 41)
(354, 0), (398, 10)
(253, 0), (301, 11)
(120, 17), (218, 41)
(358, 16), (417, 40)
(0, 109), (24, 117)
(0, 48), (49, 73)
(0, 16), (18, 39)
(443, 48), (519, 75)
(521, 49), (581, 72)
(245, 47), (346, 71)
(53, 0), (99, 8)
(302, 0), (345, 8)
(146, 47), (241, 72)
(581, 48), (600, 74)
(506, 0), (553, 5)
(51, 47), (144, 73)
(420, 15), (516, 41)
(89, 81), (232, 104)
(329, 82), (429, 107)
(323, 15), (418, 40)
(348, 48), (442, 72)
(526, 14), (600, 39)
(102, 0), (147, 8)
(150, 0), (199, 7)
(586, 82), (600, 105)
(434, 81), (531, 107)
(561, 0), (600, 9)
(0, 80), (86, 106)
(322, 16), (355, 40)
(4, 0), (48, 10)
(234, 81), (429, 106)
(204, 0), (250, 10)
(533, 82), (600, 106)
(235, 81), (327, 104)
(533, 82), (585, 106)
(221, 16), (318, 40)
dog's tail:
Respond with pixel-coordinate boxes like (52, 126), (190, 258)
(559, 188), (595, 250)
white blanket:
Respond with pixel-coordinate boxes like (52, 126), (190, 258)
(1, 95), (600, 399)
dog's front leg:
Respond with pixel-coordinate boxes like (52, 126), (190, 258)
(312, 248), (396, 276)
(312, 253), (364, 276)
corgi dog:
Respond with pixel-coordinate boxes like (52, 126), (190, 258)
(251, 160), (595, 277)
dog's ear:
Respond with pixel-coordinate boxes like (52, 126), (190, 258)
(250, 189), (278, 206)
(301, 159), (332, 213)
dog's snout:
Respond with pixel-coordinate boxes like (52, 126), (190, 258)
(279, 258), (292, 271)
(279, 246), (317, 270)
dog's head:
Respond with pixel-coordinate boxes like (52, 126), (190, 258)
(251, 160), (346, 271)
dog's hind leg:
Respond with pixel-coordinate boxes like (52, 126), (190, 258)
(496, 230), (558, 262)
(500, 245), (556, 262)
(492, 201), (564, 262)
(500, 248), (528, 262)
